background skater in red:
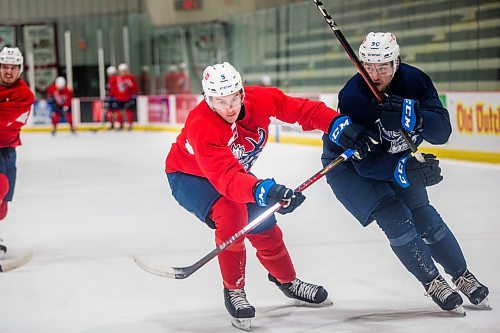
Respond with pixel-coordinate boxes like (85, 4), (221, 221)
(109, 63), (138, 130)
(47, 76), (74, 135)
(0, 47), (34, 259)
(165, 62), (375, 331)
(104, 66), (120, 129)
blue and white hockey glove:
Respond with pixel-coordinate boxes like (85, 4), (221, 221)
(254, 178), (306, 215)
(377, 95), (422, 132)
(394, 153), (443, 188)
(329, 115), (378, 160)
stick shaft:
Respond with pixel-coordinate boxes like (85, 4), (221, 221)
(170, 149), (355, 279)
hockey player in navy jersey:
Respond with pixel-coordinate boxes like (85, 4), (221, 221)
(321, 32), (490, 314)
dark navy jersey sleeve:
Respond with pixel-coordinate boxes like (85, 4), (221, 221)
(338, 75), (379, 125)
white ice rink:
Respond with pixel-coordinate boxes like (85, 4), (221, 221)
(1, 131), (499, 333)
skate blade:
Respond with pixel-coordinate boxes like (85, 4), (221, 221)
(231, 317), (252, 332)
(469, 296), (492, 310)
(293, 297), (333, 308)
(448, 305), (466, 316)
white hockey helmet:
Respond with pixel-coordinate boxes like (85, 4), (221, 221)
(118, 63), (128, 73)
(106, 65), (117, 76)
(167, 63), (177, 72)
(260, 74), (272, 87)
(202, 62), (243, 105)
(55, 76), (66, 89)
(0, 47), (24, 76)
(359, 32), (400, 72)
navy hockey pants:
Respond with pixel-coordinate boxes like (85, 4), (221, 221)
(0, 147), (17, 202)
(166, 171), (277, 234)
(321, 154), (467, 283)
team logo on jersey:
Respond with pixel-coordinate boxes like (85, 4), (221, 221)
(118, 78), (133, 92)
(231, 127), (266, 171)
(380, 125), (417, 154)
(55, 92), (68, 105)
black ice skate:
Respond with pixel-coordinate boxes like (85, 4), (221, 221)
(268, 273), (332, 306)
(224, 288), (255, 332)
(424, 275), (465, 315)
(452, 269), (491, 310)
(0, 238), (6, 260)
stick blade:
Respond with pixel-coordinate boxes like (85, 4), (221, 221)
(133, 256), (191, 279)
(0, 251), (33, 272)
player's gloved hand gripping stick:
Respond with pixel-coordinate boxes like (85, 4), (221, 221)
(328, 115), (379, 160)
(312, 0), (426, 162)
(253, 178), (306, 215)
(133, 149), (355, 279)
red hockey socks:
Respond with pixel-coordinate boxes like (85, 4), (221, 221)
(0, 201), (8, 220)
(126, 110), (134, 127)
(66, 111), (74, 130)
(210, 197), (297, 288)
(0, 174), (9, 220)
(211, 197), (249, 289)
(116, 111), (124, 128)
(51, 112), (60, 132)
(247, 225), (296, 283)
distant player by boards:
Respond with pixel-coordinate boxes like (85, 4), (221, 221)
(0, 47), (34, 260)
(106, 63), (138, 131)
(104, 65), (119, 128)
(164, 61), (191, 94)
(321, 32), (490, 315)
(164, 61), (373, 331)
(47, 76), (74, 135)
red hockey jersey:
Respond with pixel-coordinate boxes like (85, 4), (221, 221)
(47, 83), (73, 108)
(109, 74), (138, 101)
(165, 86), (338, 203)
(0, 79), (34, 147)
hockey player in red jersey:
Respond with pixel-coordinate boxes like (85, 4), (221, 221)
(174, 62), (191, 94)
(165, 62), (376, 330)
(109, 63), (138, 130)
(164, 63), (178, 94)
(47, 76), (74, 135)
(104, 66), (120, 129)
(0, 47), (35, 258)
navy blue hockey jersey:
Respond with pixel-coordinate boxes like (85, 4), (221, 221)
(322, 63), (452, 182)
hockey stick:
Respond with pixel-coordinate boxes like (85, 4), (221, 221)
(133, 148), (355, 279)
(0, 252), (33, 272)
(312, 0), (425, 163)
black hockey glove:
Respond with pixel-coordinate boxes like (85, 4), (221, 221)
(254, 178), (306, 215)
(328, 115), (379, 160)
(377, 95), (422, 132)
(394, 153), (443, 188)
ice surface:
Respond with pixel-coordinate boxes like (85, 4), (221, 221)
(0, 131), (498, 333)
